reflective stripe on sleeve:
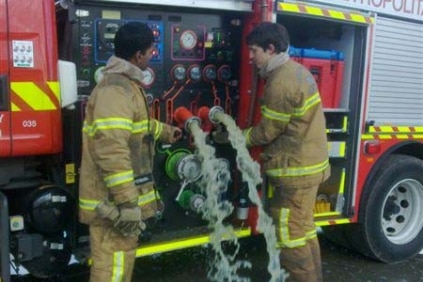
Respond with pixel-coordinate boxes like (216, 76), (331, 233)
(243, 127), (253, 146)
(79, 198), (99, 211)
(292, 92), (321, 117)
(132, 120), (149, 134)
(104, 170), (134, 188)
(79, 190), (160, 212)
(266, 159), (329, 177)
(261, 105), (291, 123)
(138, 190), (160, 206)
(83, 118), (133, 136)
(151, 120), (163, 140)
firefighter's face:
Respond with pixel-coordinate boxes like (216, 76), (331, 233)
(135, 46), (154, 70)
(248, 44), (273, 69)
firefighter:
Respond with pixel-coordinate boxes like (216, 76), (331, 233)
(78, 22), (182, 282)
(243, 22), (330, 282)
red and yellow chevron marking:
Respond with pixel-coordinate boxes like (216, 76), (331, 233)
(277, 2), (374, 24)
(362, 126), (423, 140)
(315, 218), (352, 227)
(10, 81), (61, 112)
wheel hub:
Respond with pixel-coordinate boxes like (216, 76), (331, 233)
(381, 179), (423, 245)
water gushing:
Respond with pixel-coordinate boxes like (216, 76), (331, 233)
(209, 107), (288, 282)
(187, 120), (252, 282)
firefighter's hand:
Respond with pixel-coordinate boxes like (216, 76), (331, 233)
(114, 202), (145, 237)
(169, 127), (182, 143)
(211, 125), (229, 144)
(96, 200), (145, 237)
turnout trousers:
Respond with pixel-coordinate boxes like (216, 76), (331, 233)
(89, 224), (139, 282)
(268, 184), (322, 282)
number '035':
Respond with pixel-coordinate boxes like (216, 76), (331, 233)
(22, 120), (37, 127)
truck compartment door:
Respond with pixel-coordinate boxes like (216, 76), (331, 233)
(0, 0), (11, 157)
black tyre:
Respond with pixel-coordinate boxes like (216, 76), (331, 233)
(347, 154), (423, 262)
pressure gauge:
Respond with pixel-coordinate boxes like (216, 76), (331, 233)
(188, 65), (201, 81)
(218, 65), (232, 82)
(141, 67), (155, 88)
(203, 65), (217, 82)
(171, 64), (186, 82)
(180, 30), (197, 50)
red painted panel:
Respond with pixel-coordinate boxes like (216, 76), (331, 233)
(0, 0), (11, 156)
(11, 110), (62, 156)
(6, 0), (62, 157)
(0, 112), (11, 156)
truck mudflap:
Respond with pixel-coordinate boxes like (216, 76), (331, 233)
(0, 191), (10, 282)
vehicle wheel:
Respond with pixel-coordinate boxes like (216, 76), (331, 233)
(347, 154), (423, 262)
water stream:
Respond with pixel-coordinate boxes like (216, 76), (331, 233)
(213, 111), (288, 282)
(188, 121), (251, 282)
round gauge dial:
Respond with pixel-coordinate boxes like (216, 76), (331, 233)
(171, 64), (186, 82)
(218, 65), (232, 82)
(188, 65), (201, 81)
(141, 67), (155, 87)
(203, 65), (217, 81)
(180, 30), (197, 50)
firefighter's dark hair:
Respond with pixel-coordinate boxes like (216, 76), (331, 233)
(246, 22), (290, 53)
(114, 22), (154, 60)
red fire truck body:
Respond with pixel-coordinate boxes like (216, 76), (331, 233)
(1, 0), (423, 280)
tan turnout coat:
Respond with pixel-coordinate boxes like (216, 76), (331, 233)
(79, 56), (178, 225)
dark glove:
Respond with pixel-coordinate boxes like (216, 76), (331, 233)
(96, 200), (146, 237)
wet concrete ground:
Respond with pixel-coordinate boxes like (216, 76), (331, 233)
(11, 235), (423, 282)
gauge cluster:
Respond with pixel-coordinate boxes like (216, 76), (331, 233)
(72, 4), (243, 233)
(171, 25), (205, 61)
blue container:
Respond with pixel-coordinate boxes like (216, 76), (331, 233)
(289, 46), (344, 61)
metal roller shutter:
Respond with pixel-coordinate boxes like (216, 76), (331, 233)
(367, 17), (423, 125)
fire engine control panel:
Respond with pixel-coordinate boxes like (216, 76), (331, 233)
(73, 6), (241, 123)
(71, 5), (242, 231)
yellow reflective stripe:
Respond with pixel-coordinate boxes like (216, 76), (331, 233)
(47, 81), (61, 103)
(292, 92), (320, 116)
(277, 3), (374, 24)
(133, 120), (149, 134)
(277, 208), (306, 248)
(111, 251), (124, 282)
(243, 128), (252, 146)
(79, 198), (100, 211)
(84, 118), (134, 136)
(306, 229), (317, 240)
(266, 159), (329, 177)
(138, 190), (159, 206)
(151, 120), (163, 140)
(11, 103), (21, 111)
(261, 105), (291, 123)
(11, 82), (56, 110)
(105, 170), (134, 188)
(136, 227), (251, 257)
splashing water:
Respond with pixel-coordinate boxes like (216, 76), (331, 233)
(188, 121), (252, 282)
(214, 111), (288, 282)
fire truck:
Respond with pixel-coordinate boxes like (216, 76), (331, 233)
(1, 0), (422, 280)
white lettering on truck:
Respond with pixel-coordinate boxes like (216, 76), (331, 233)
(0, 114), (4, 123)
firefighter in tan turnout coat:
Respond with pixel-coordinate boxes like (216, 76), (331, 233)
(78, 22), (182, 282)
(244, 22), (330, 282)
